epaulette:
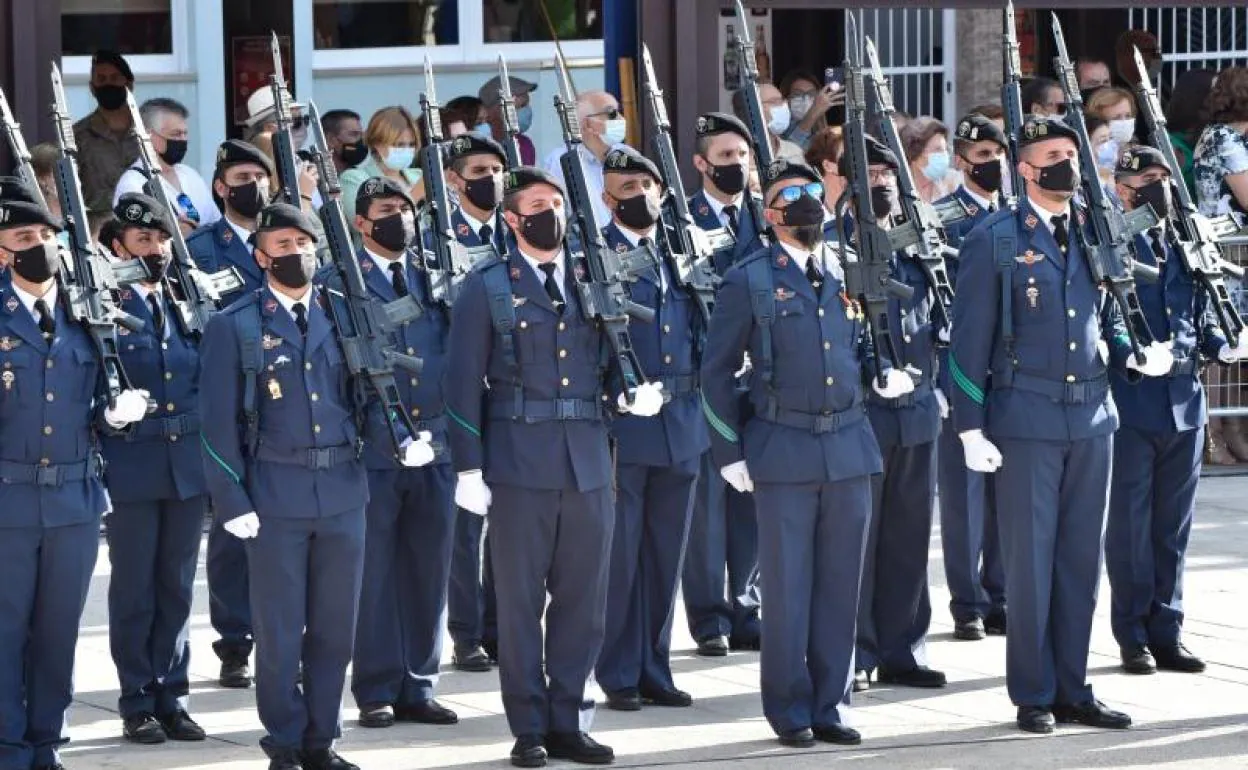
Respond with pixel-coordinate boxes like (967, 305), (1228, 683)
(735, 244), (773, 268)
(219, 288), (264, 315)
(473, 254), (507, 274)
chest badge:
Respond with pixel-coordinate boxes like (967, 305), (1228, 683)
(774, 287), (795, 301)
(1026, 286), (1039, 309)
(1, 371), (13, 391)
(1016, 250), (1044, 265)
(118, 326), (130, 336)
(267, 377), (283, 400)
(0, 336), (17, 351)
(262, 334), (283, 351)
(512, 296), (528, 308)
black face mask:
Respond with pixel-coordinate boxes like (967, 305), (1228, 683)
(1034, 158), (1079, 194)
(615, 193), (661, 230)
(966, 157), (1003, 194)
(227, 181), (267, 219)
(870, 184), (896, 219)
(339, 140), (369, 168)
(159, 138), (188, 166)
(707, 161), (747, 196)
(463, 174), (503, 212)
(11, 239), (60, 283)
(266, 251), (317, 290)
(94, 84), (128, 111)
(368, 211), (416, 253)
(1131, 178), (1172, 220)
(779, 193), (826, 227)
(519, 208), (565, 251)
(140, 250), (170, 282)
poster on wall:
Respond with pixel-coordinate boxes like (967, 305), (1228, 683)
(232, 35), (293, 127)
(718, 6), (772, 114)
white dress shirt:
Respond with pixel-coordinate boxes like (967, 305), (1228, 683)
(270, 283), (315, 324)
(11, 281), (58, 325)
(1027, 194), (1072, 235)
(224, 216), (256, 254)
(133, 282), (170, 340)
(520, 250), (565, 291)
(365, 247), (405, 285)
(615, 224), (667, 292)
(703, 189), (746, 230)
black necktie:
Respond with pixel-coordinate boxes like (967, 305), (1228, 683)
(389, 262), (409, 298)
(34, 299), (55, 338)
(1150, 229), (1167, 265)
(1051, 214), (1069, 254)
(479, 224), (493, 247)
(722, 204), (739, 236)
(805, 258), (824, 294)
(539, 262), (564, 308)
(292, 303), (308, 337)
(147, 293), (165, 338)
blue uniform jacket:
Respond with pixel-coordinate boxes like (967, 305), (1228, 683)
(450, 208), (506, 253)
(1110, 230), (1226, 434)
(934, 186), (994, 398)
(187, 218), (261, 309)
(602, 222), (709, 467)
(443, 247), (620, 493)
(701, 241), (883, 483)
(0, 286), (110, 527)
(100, 287), (206, 502)
(949, 199), (1135, 443)
(688, 189), (764, 275)
(199, 286), (368, 523)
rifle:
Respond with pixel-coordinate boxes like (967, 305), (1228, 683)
(838, 16), (914, 388)
(1052, 14), (1158, 361)
(124, 90), (243, 338)
(862, 37), (957, 333)
(1131, 46), (1244, 347)
(554, 50), (653, 396)
(0, 86), (47, 209)
(268, 32), (303, 208)
(304, 100), (426, 460)
(1001, 0), (1026, 208)
(496, 55), (523, 169)
(49, 64), (143, 407)
(730, 0), (772, 246)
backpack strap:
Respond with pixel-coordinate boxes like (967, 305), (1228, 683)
(480, 260), (525, 415)
(994, 224), (1018, 362)
(233, 300), (264, 457)
(744, 256), (777, 419)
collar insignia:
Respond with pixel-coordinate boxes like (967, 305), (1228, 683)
(262, 334), (282, 350)
(574, 264), (586, 280)
(776, 255), (789, 267)
(1023, 213), (1039, 230)
(510, 267), (522, 281)
(119, 289), (132, 301)
(616, 242), (628, 253)
(966, 204), (979, 216)
(222, 227), (234, 243)
(273, 354), (291, 366)
(698, 203), (710, 217)
(264, 298), (278, 314)
(1076, 210), (1086, 226)
(361, 259), (373, 272)
(457, 223), (471, 237)
(4, 297), (17, 313)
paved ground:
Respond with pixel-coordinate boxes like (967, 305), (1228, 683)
(65, 476), (1248, 769)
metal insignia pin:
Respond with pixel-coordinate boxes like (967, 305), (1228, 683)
(4, 297), (17, 313)
(1026, 286), (1039, 308)
(510, 267), (521, 281)
(1, 370), (12, 390)
(267, 378), (283, 400)
(0, 337), (11, 351)
(264, 299), (278, 313)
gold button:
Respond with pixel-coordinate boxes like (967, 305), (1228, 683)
(305, 362), (312, 371)
(1068, 342), (1077, 351)
(411, 407), (421, 417)
(825, 376), (834, 386)
(43, 425), (52, 435)
(166, 402), (175, 412)
(1068, 309), (1076, 318)
(561, 377), (570, 386)
(313, 425), (321, 433)
(664, 354), (672, 364)
(1065, 374), (1076, 383)
(520, 320), (529, 329)
(559, 349), (568, 358)
(823, 341), (831, 350)
(817, 308), (825, 317)
(663, 324), (671, 334)
(45, 393), (53, 402)
(164, 372), (173, 381)
(311, 393), (319, 402)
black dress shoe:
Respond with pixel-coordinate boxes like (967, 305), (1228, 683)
(640, 687), (692, 707)
(357, 703), (395, 728)
(219, 658), (252, 689)
(1016, 705), (1055, 734)
(729, 634), (761, 651)
(696, 635), (729, 657)
(123, 712), (167, 744)
(877, 665), (947, 688)
(852, 669), (870, 693)
(776, 727), (816, 748)
(813, 723), (861, 745)
(954, 618), (986, 641)
(268, 750), (303, 770)
(605, 688), (641, 711)
(545, 731), (614, 764)
(395, 699), (459, 725)
(454, 645), (493, 672)
(1120, 646), (1157, 675)
(301, 748), (359, 770)
(159, 709), (206, 741)
(1052, 700), (1132, 729)
(511, 734), (547, 768)
(1151, 643), (1206, 673)
(483, 638), (500, 664)
(984, 609), (1008, 636)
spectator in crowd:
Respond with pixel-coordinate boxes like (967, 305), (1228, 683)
(541, 89), (624, 225)
(1193, 67), (1248, 219)
(242, 88), (320, 214)
(901, 116), (955, 203)
(1166, 69), (1218, 197)
(479, 74), (538, 165)
(730, 85), (804, 164)
(1086, 116), (1118, 192)
(72, 50), (140, 216)
(779, 69), (839, 150)
(321, 108), (366, 175)
(1087, 86), (1138, 147)
(113, 98), (221, 236)
(970, 103), (1005, 125)
(804, 125), (845, 212)
(339, 105), (425, 222)
(28, 143), (62, 222)
(1077, 58), (1113, 91)
(1021, 77), (1064, 118)
(1116, 29), (1167, 141)
(444, 95), (489, 138)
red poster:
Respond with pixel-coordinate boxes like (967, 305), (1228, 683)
(232, 35), (293, 126)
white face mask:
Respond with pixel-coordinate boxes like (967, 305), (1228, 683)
(1108, 118), (1135, 145)
(768, 103), (791, 136)
(789, 95), (814, 121)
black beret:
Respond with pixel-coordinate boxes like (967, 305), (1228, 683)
(603, 146), (662, 182)
(838, 135), (899, 177)
(91, 49), (134, 82)
(1114, 145), (1171, 178)
(0, 176), (60, 231)
(256, 202), (320, 242)
(447, 133), (507, 164)
(954, 114), (1007, 149)
(762, 159), (821, 196)
(355, 176), (415, 214)
(113, 192), (176, 238)
(214, 139), (274, 176)
(504, 166), (564, 196)
(695, 112), (752, 145)
(1018, 116), (1081, 148)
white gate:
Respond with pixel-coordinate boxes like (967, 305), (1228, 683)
(1127, 6), (1248, 90)
(845, 7), (957, 121)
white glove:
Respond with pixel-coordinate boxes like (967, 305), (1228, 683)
(104, 388), (150, 428)
(224, 512), (261, 539)
(959, 429), (1003, 473)
(719, 460), (754, 493)
(937, 325), (951, 344)
(1127, 340), (1176, 378)
(734, 352), (753, 380)
(455, 469), (492, 516)
(400, 431), (436, 468)
(934, 387), (951, 419)
(1097, 339), (1109, 364)
(1218, 336), (1248, 363)
(871, 369), (916, 400)
(618, 381), (664, 417)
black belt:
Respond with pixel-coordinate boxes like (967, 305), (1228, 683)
(409, 414), (448, 434)
(867, 381), (933, 409)
(1169, 356), (1199, 378)
(128, 413), (201, 441)
(658, 374), (698, 397)
(761, 405), (866, 435)
(999, 372), (1109, 405)
(490, 398), (603, 422)
(0, 455), (102, 486)
(254, 443), (357, 470)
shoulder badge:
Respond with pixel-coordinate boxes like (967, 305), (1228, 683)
(1015, 249), (1045, 265)
(0, 336), (19, 351)
(1023, 213), (1039, 230)
(264, 298), (278, 314)
(774, 287), (794, 301)
(262, 334), (283, 350)
(5, 296), (19, 313)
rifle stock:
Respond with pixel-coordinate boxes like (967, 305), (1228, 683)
(268, 32), (303, 209)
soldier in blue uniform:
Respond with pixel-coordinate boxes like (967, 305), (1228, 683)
(850, 137), (948, 692)
(200, 203), (431, 770)
(936, 114), (1008, 642)
(442, 134), (507, 672)
(1107, 146), (1248, 675)
(102, 193), (209, 744)
(340, 177), (456, 729)
(683, 112), (763, 656)
(444, 167), (665, 768)
(0, 177), (149, 770)
(595, 147), (707, 711)
(187, 139), (273, 688)
(702, 159), (916, 748)
(949, 117), (1176, 734)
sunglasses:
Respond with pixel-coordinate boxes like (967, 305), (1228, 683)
(177, 193), (201, 224)
(774, 182), (824, 203)
(291, 115), (311, 130)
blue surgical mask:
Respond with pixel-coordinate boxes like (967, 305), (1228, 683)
(517, 105), (534, 133)
(603, 118), (628, 146)
(922, 150), (951, 182)
(473, 122), (493, 138)
(383, 146), (416, 171)
(768, 104), (791, 135)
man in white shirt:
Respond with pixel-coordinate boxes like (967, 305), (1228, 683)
(541, 90), (626, 227)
